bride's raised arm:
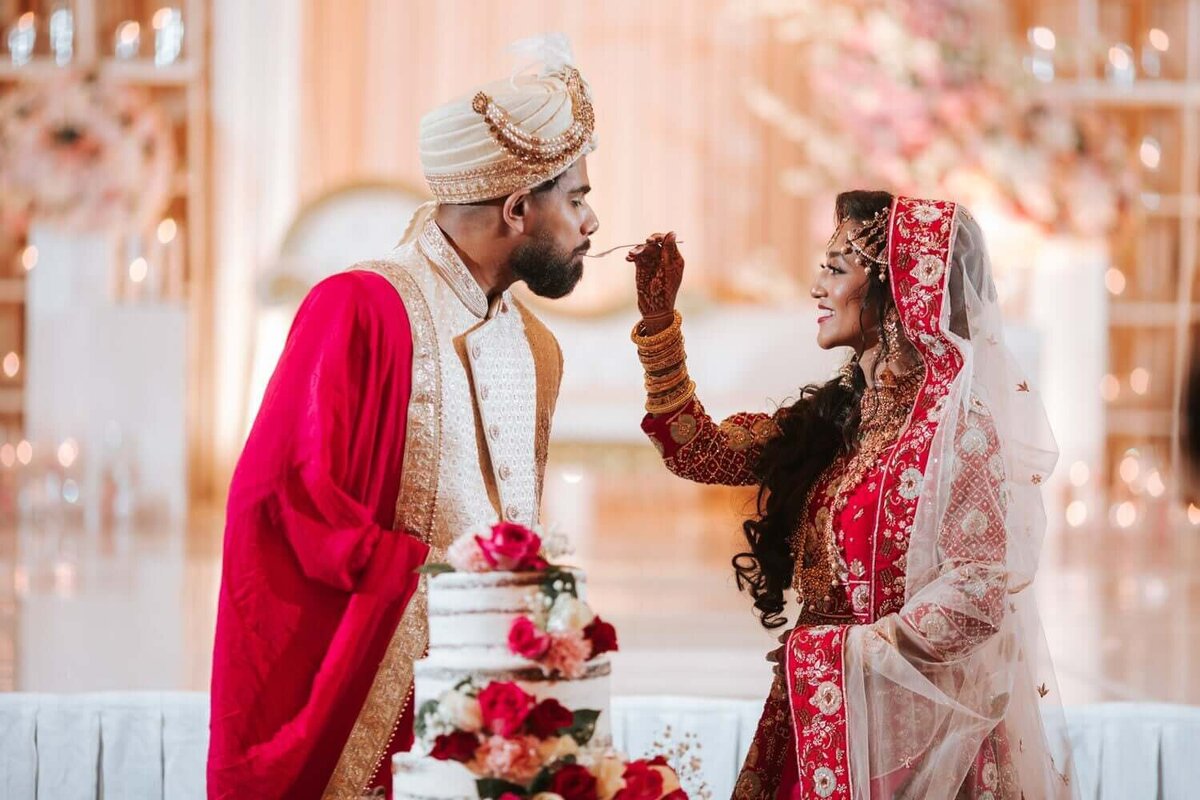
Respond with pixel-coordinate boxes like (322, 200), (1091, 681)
(627, 233), (781, 487)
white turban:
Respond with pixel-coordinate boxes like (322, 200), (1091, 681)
(417, 34), (597, 205)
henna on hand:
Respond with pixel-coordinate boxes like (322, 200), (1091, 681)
(628, 231), (684, 322)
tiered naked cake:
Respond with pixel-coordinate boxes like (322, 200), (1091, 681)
(416, 568), (614, 742)
(395, 523), (678, 800)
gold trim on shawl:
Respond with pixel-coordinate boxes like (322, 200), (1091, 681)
(513, 299), (563, 509)
(323, 260), (443, 799)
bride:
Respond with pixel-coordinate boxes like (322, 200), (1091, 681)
(627, 192), (1076, 799)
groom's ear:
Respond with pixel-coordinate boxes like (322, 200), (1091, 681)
(502, 188), (534, 235)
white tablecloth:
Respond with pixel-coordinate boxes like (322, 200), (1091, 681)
(0, 692), (1197, 798)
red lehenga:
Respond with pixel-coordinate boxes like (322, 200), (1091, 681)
(641, 198), (1076, 800)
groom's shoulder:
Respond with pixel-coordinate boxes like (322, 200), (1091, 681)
(302, 268), (415, 331)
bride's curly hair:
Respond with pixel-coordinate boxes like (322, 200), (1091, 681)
(733, 190), (896, 629)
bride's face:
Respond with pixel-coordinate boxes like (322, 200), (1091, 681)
(812, 223), (881, 352)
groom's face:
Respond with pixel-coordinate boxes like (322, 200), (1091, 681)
(510, 159), (599, 299)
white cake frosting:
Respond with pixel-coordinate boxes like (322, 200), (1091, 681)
(395, 568), (614, 799)
(415, 568), (612, 742)
(393, 755), (477, 800)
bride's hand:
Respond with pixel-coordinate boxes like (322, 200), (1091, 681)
(627, 232), (683, 334)
(765, 629), (791, 680)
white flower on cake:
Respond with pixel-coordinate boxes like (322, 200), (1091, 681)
(547, 594), (596, 633)
(587, 752), (628, 800)
(537, 734), (580, 763)
(439, 688), (483, 733)
(539, 523), (575, 561)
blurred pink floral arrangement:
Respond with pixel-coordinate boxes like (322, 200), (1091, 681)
(740, 0), (1133, 238)
(0, 72), (175, 233)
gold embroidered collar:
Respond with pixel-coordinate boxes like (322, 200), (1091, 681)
(417, 219), (493, 319)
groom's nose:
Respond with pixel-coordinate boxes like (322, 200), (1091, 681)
(582, 205), (599, 238)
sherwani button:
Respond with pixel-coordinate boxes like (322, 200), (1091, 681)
(499, 465), (511, 481)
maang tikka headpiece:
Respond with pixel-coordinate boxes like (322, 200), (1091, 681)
(829, 207), (890, 283)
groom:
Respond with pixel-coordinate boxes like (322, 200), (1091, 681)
(207, 38), (599, 799)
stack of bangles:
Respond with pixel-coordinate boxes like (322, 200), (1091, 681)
(631, 310), (695, 415)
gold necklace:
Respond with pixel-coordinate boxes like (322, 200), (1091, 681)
(794, 368), (922, 615)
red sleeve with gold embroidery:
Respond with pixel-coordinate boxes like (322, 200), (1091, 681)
(641, 397), (780, 487)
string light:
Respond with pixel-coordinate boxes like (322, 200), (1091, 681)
(1146, 470), (1166, 498)
(1115, 501), (1138, 528)
(1149, 29), (1170, 52)
(129, 257), (148, 283)
(1189, 504), (1200, 525)
(21, 246), (38, 272)
(0, 445), (15, 468)
(56, 438), (78, 469)
(2, 353), (19, 379)
(1130, 367), (1151, 395)
(1105, 268), (1127, 295)
(1029, 27), (1056, 50)
(1066, 501), (1088, 527)
(1140, 136), (1162, 170)
(157, 218), (177, 244)
(16, 441), (32, 466)
(1109, 45), (1133, 71)
(1069, 461), (1090, 486)
(1119, 454), (1140, 484)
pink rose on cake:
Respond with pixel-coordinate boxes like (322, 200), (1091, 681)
(543, 630), (592, 679)
(471, 734), (544, 785)
(508, 616), (553, 660)
(445, 532), (493, 572)
(477, 522), (548, 571)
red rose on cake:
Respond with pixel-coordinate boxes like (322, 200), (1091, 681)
(508, 615), (553, 660)
(525, 697), (575, 738)
(609, 757), (686, 800)
(429, 730), (479, 763)
(476, 522), (547, 571)
(584, 617), (619, 657)
(478, 681), (537, 737)
(550, 763), (601, 800)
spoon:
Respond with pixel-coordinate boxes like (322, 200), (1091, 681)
(584, 240), (685, 258)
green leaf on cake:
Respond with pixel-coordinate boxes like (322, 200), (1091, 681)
(540, 568), (578, 600)
(528, 766), (553, 795)
(417, 562), (455, 576)
(562, 708), (601, 745)
(413, 699), (439, 739)
(476, 778), (527, 798)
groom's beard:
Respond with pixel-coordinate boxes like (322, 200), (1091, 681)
(510, 230), (585, 299)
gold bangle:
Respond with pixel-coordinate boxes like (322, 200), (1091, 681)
(631, 310), (683, 348)
(645, 370), (689, 395)
(646, 379), (697, 415)
(640, 349), (686, 373)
